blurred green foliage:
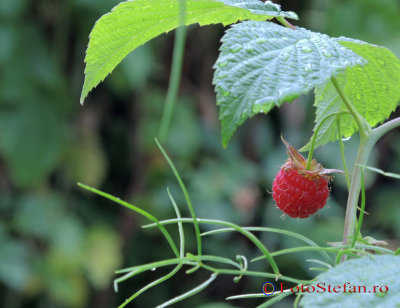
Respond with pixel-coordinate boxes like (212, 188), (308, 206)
(0, 0), (399, 307)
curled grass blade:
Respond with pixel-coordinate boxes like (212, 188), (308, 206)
(233, 255), (248, 282)
(78, 183), (179, 257)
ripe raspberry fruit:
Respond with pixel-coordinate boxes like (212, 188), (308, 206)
(272, 137), (342, 218)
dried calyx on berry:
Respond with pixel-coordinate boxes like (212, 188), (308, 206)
(272, 136), (344, 219)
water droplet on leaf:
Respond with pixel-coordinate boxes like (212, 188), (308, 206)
(281, 51), (290, 61)
(301, 46), (313, 53)
(305, 63), (313, 72)
(342, 136), (351, 141)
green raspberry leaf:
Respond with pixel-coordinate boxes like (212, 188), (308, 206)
(302, 40), (400, 151)
(80, 0), (297, 104)
(300, 255), (400, 308)
(213, 21), (365, 147)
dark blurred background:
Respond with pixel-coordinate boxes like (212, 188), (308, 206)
(1, 0), (400, 307)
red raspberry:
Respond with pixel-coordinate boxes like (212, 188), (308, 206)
(272, 161), (329, 218)
(271, 137), (342, 218)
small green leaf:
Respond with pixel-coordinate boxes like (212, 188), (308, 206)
(303, 40), (400, 151)
(300, 255), (400, 308)
(213, 21), (365, 147)
(80, 0), (297, 104)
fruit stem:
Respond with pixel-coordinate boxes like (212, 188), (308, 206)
(331, 77), (371, 142)
(306, 111), (350, 170)
(336, 119), (351, 190)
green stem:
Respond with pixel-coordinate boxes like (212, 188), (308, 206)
(371, 116), (400, 139)
(329, 77), (371, 259)
(158, 0), (187, 142)
(156, 273), (218, 308)
(116, 254), (305, 284)
(143, 217), (280, 276)
(351, 169), (365, 248)
(276, 17), (296, 30)
(306, 111), (350, 170)
(78, 183), (180, 257)
(167, 188), (185, 257)
(252, 246), (342, 263)
(341, 117), (400, 255)
(201, 226), (332, 264)
(331, 77), (370, 141)
(337, 119), (351, 190)
(341, 129), (371, 250)
(155, 139), (202, 256)
(257, 292), (293, 308)
(119, 264), (183, 308)
(199, 264), (305, 285)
